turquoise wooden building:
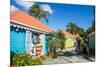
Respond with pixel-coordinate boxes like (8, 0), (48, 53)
(10, 10), (52, 55)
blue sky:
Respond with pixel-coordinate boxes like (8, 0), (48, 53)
(11, 0), (95, 31)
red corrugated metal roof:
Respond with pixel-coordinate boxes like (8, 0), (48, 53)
(62, 30), (76, 37)
(10, 10), (52, 33)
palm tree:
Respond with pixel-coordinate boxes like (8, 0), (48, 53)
(48, 30), (65, 58)
(29, 4), (50, 23)
(66, 22), (78, 34)
(66, 22), (85, 37)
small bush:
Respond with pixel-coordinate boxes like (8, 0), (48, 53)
(11, 52), (43, 66)
(32, 57), (44, 65)
(40, 54), (48, 60)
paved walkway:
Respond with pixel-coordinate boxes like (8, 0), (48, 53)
(44, 48), (95, 64)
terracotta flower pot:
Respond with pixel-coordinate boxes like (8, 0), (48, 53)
(35, 46), (42, 55)
(11, 65), (14, 67)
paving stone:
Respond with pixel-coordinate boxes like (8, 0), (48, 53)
(44, 48), (95, 65)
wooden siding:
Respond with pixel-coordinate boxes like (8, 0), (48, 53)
(10, 26), (26, 53)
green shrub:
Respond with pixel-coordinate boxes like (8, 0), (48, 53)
(40, 54), (48, 60)
(31, 57), (44, 65)
(11, 52), (43, 66)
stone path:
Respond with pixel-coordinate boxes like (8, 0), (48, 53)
(44, 48), (95, 64)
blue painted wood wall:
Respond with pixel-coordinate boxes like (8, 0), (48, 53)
(39, 34), (45, 55)
(10, 26), (26, 53)
(40, 34), (48, 55)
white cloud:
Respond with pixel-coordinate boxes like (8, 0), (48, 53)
(41, 4), (53, 14)
(16, 0), (34, 9)
(11, 5), (18, 12)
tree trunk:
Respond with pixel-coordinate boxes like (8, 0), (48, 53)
(53, 48), (57, 58)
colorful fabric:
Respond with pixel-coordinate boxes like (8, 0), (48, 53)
(36, 36), (40, 43)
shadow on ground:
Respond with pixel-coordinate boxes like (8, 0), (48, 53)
(58, 51), (79, 56)
(57, 50), (94, 62)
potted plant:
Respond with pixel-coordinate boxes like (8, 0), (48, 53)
(48, 30), (65, 58)
(35, 45), (42, 56)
